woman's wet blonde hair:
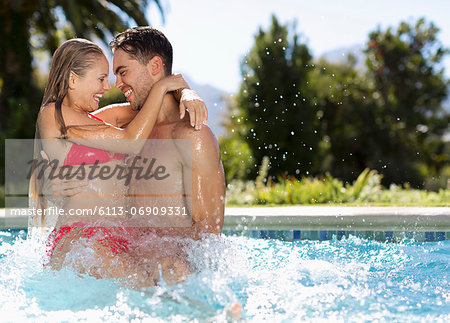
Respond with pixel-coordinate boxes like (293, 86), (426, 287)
(42, 38), (105, 138)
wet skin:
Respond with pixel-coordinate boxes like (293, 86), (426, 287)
(42, 48), (217, 286)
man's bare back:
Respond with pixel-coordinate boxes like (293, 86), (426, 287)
(128, 106), (225, 235)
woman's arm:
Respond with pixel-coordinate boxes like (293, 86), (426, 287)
(73, 74), (184, 139)
(90, 103), (137, 128)
(39, 75), (187, 154)
(174, 89), (208, 128)
(94, 89), (208, 129)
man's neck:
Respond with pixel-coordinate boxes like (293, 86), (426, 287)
(156, 93), (179, 125)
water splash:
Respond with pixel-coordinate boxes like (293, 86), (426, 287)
(1, 231), (449, 321)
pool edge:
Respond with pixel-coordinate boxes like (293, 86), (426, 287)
(223, 206), (450, 230)
(1, 206), (449, 231)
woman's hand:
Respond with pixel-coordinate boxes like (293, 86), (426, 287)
(156, 74), (208, 130)
(179, 89), (208, 130)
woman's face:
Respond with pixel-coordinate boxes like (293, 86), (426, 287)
(71, 55), (111, 111)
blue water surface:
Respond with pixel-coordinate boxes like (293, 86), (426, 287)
(0, 229), (449, 322)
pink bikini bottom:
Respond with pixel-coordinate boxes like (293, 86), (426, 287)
(46, 221), (132, 258)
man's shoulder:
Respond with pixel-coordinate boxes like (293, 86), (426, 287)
(171, 121), (220, 166)
(172, 120), (217, 144)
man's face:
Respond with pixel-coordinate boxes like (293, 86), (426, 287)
(112, 48), (155, 110)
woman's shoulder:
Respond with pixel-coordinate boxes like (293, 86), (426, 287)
(38, 102), (75, 124)
(38, 102), (57, 124)
(37, 103), (60, 138)
(39, 102), (55, 114)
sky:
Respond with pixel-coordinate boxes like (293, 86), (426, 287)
(145, 0), (450, 93)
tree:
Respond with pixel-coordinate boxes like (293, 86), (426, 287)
(230, 15), (322, 179)
(0, 0), (163, 189)
(364, 18), (449, 186)
(321, 18), (449, 187)
(0, 0), (163, 139)
(308, 55), (374, 181)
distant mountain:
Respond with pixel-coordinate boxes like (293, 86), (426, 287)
(182, 74), (231, 137)
(319, 44), (366, 71)
(443, 86), (450, 113)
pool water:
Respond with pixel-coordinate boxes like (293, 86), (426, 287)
(0, 229), (449, 321)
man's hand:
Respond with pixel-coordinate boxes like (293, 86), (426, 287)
(40, 150), (88, 200)
(179, 89), (208, 130)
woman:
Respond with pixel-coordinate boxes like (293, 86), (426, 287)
(30, 38), (205, 286)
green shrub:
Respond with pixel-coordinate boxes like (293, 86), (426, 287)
(225, 168), (449, 206)
(0, 186), (4, 208)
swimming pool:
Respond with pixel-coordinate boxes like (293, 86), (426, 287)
(1, 229), (449, 321)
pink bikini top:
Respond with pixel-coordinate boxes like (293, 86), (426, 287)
(63, 113), (126, 166)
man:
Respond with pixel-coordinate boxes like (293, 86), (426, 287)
(97, 27), (225, 285)
(94, 27), (225, 237)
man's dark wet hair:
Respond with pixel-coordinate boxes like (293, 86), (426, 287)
(110, 26), (173, 75)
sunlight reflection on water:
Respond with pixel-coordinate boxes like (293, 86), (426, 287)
(0, 229), (449, 321)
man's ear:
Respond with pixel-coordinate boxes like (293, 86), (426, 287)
(69, 71), (78, 90)
(148, 56), (164, 75)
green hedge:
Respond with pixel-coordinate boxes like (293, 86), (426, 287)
(1, 168), (448, 208)
(226, 168), (449, 206)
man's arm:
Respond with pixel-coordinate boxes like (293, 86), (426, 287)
(146, 126), (224, 239)
(177, 125), (225, 235)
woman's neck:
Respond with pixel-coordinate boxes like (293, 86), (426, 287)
(63, 95), (86, 115)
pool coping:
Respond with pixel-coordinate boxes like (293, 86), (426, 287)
(223, 206), (450, 230)
(1, 206), (449, 231)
